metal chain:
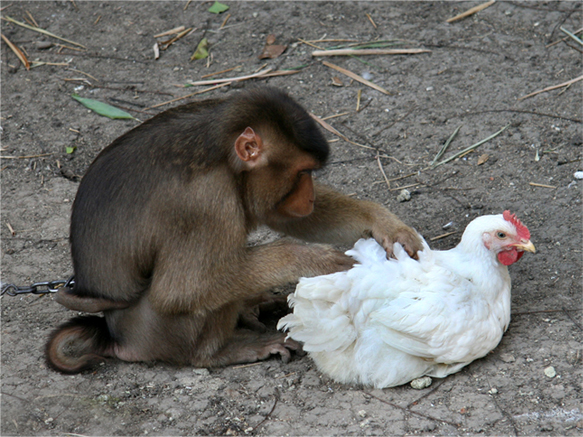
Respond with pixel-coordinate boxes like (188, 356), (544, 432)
(1, 276), (75, 296)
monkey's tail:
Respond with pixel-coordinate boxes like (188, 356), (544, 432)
(45, 315), (113, 374)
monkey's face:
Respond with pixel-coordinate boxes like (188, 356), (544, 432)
(243, 141), (320, 223)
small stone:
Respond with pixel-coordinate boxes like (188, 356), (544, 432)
(544, 366), (556, 378)
(573, 171), (583, 180)
(488, 387), (498, 394)
(36, 40), (54, 50)
(410, 376), (432, 389)
(358, 410), (367, 418)
(500, 353), (515, 363)
(397, 189), (411, 202)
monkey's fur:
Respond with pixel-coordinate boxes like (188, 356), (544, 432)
(46, 88), (422, 373)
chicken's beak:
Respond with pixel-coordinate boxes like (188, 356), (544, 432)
(513, 239), (536, 253)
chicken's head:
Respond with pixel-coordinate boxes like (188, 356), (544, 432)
(481, 210), (536, 266)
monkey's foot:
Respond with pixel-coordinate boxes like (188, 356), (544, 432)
(217, 332), (303, 366)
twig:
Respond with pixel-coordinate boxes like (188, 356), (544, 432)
(1, 153), (53, 159)
(154, 26), (185, 38)
(390, 183), (421, 191)
(560, 27), (583, 47)
(6, 223), (16, 236)
(220, 13), (231, 29)
(25, 11), (39, 28)
(252, 392), (279, 431)
(187, 68), (272, 86)
(458, 108), (582, 124)
(373, 106), (416, 137)
(386, 172), (417, 182)
(145, 83), (230, 110)
(321, 111), (350, 121)
(431, 125), (461, 167)
(563, 307), (583, 332)
(297, 38), (325, 50)
(367, 391), (461, 427)
(312, 48), (430, 57)
(200, 65), (242, 79)
(433, 124), (509, 168)
(430, 231), (457, 241)
(547, 27), (583, 47)
(2, 16), (86, 49)
(375, 154), (391, 189)
(528, 182), (557, 189)
(311, 114), (375, 150)
(159, 27), (193, 50)
(322, 61), (390, 95)
(231, 362), (263, 370)
(446, 0), (496, 23)
(366, 13), (377, 29)
(519, 75), (583, 100)
(487, 377), (519, 436)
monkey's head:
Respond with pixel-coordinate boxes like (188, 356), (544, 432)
(226, 88), (330, 222)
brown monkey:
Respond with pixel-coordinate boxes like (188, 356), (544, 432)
(46, 87), (422, 373)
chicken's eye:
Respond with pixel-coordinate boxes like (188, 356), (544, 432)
(496, 232), (507, 239)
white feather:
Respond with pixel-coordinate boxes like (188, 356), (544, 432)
(277, 213), (524, 388)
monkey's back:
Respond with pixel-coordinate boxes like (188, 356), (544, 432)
(69, 98), (236, 302)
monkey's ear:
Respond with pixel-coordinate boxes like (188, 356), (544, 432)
(235, 127), (264, 167)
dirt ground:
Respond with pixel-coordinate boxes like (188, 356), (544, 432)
(1, 1), (582, 436)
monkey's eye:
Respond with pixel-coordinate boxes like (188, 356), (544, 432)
(299, 169), (313, 176)
(496, 231), (507, 239)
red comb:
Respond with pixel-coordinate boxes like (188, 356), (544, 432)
(503, 210), (530, 240)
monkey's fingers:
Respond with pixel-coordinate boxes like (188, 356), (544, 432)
(377, 228), (422, 261)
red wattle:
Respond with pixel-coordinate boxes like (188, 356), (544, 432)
(497, 248), (523, 266)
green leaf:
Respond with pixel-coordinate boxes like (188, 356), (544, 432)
(71, 94), (134, 119)
(208, 1), (229, 13)
(66, 146), (76, 154)
(191, 38), (209, 61)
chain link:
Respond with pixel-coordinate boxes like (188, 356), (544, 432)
(1, 276), (75, 296)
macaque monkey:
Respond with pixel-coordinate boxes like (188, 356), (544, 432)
(46, 87), (422, 373)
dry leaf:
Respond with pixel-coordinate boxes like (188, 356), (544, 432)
(266, 34), (277, 45)
(331, 76), (343, 87)
(1, 33), (30, 70)
(477, 154), (489, 165)
(258, 34), (287, 59)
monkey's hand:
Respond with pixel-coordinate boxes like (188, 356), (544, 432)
(371, 224), (423, 260)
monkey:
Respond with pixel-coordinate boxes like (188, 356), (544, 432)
(46, 87), (423, 374)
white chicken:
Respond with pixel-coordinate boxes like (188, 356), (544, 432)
(278, 211), (535, 388)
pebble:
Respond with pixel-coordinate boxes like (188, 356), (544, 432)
(36, 40), (54, 50)
(397, 189), (411, 202)
(488, 387), (498, 395)
(410, 376), (432, 389)
(573, 171), (583, 180)
(500, 353), (516, 363)
(544, 366), (556, 378)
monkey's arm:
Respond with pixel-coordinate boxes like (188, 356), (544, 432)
(267, 183), (423, 258)
(148, 237), (353, 315)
